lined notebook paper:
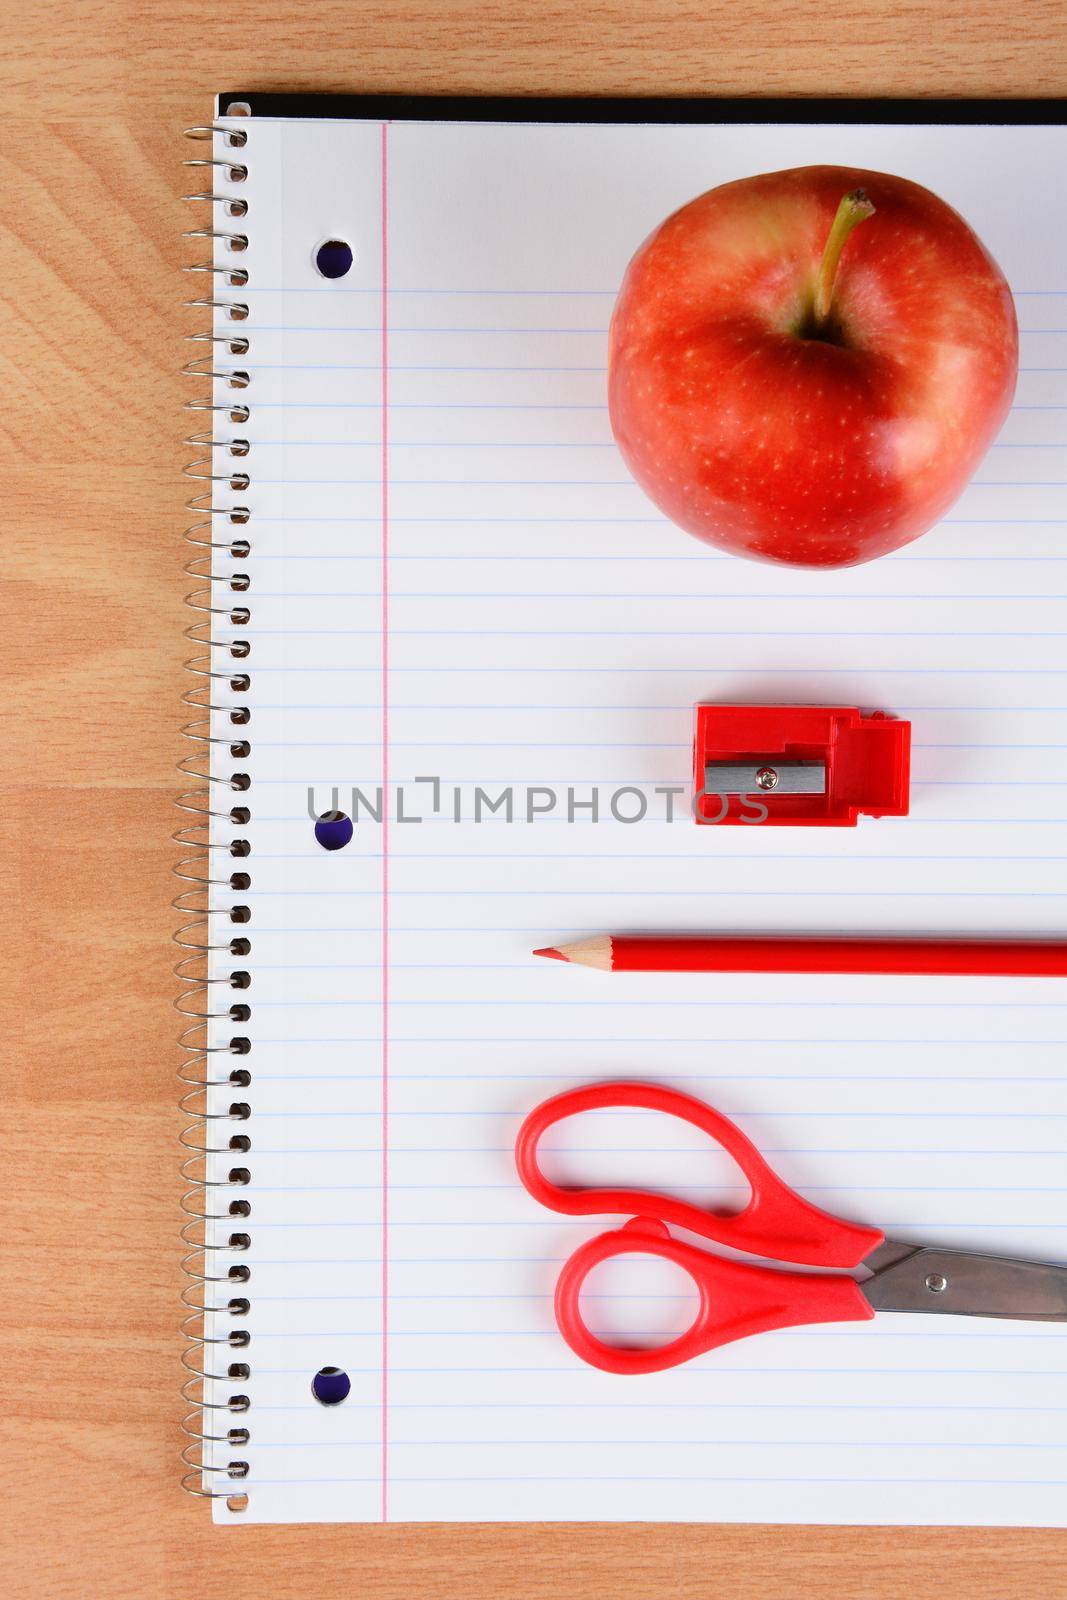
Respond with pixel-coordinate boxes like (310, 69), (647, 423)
(203, 104), (1067, 1525)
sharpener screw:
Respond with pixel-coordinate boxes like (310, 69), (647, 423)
(925, 1272), (949, 1294)
(755, 766), (779, 791)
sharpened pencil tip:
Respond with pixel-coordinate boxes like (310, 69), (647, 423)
(533, 946), (567, 961)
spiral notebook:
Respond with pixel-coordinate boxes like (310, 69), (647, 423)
(180, 95), (1067, 1525)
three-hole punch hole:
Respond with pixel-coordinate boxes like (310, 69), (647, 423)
(315, 810), (354, 851)
(312, 1365), (352, 1405)
(314, 239), (354, 280)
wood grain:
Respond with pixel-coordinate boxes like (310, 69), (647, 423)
(5, 1), (1067, 1594)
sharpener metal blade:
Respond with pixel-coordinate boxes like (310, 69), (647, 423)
(703, 762), (827, 796)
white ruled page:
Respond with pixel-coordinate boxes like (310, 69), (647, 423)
(209, 111), (1067, 1525)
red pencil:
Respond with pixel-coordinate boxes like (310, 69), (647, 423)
(533, 934), (1067, 978)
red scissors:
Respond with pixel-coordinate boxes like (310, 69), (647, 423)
(515, 1081), (1067, 1375)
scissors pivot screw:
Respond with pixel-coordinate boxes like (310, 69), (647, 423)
(925, 1272), (949, 1294)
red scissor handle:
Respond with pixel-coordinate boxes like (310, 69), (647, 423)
(554, 1217), (875, 1374)
(515, 1081), (883, 1269)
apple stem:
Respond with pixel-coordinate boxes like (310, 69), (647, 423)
(812, 188), (875, 329)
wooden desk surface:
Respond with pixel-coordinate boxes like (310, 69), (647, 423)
(6, 2), (1067, 1594)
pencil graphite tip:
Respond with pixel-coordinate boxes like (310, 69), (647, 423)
(533, 938), (612, 969)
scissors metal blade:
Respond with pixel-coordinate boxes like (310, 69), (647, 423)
(863, 1241), (1067, 1322)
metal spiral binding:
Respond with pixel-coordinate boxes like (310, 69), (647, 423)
(177, 112), (255, 1513)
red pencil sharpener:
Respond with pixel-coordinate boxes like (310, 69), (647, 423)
(693, 704), (911, 828)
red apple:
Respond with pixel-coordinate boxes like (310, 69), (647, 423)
(608, 165), (1018, 567)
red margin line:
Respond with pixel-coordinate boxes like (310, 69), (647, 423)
(379, 118), (390, 1526)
